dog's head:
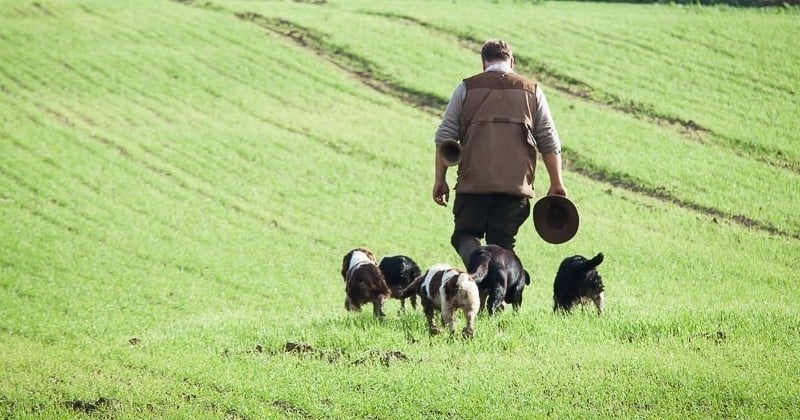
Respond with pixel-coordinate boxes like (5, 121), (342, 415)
(341, 247), (377, 281)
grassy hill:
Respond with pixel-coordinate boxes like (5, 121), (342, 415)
(1, 0), (798, 418)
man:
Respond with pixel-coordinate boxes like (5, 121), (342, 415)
(432, 39), (567, 266)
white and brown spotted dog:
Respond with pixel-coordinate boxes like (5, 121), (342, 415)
(400, 263), (481, 338)
(340, 247), (392, 318)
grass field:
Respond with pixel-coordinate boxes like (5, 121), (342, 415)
(1, 0), (799, 418)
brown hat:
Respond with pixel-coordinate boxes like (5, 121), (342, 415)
(532, 195), (579, 244)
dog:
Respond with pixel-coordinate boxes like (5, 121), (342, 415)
(378, 255), (421, 310)
(467, 245), (531, 315)
(340, 247), (392, 318)
(552, 253), (605, 314)
(400, 263), (480, 338)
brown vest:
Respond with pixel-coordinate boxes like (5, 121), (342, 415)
(456, 71), (538, 197)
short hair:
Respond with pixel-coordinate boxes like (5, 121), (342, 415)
(481, 39), (513, 62)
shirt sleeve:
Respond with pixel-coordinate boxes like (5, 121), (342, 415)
(434, 82), (467, 145)
(532, 86), (562, 154)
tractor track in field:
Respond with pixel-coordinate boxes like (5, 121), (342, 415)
(168, 2), (799, 241)
(232, 12), (448, 113)
(366, 12), (800, 176)
(232, 11), (797, 241)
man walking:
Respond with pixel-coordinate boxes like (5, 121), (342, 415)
(432, 39), (567, 265)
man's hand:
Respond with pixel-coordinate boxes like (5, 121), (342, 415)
(547, 184), (567, 197)
(432, 181), (450, 206)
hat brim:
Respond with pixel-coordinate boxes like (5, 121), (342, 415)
(532, 195), (579, 244)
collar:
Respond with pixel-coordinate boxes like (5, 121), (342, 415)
(346, 260), (372, 280)
(485, 61), (513, 73)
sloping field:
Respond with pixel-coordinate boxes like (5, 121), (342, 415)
(1, 0), (798, 418)
(231, 0), (800, 238)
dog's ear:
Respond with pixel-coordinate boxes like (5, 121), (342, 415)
(523, 270), (531, 286)
(341, 250), (353, 281)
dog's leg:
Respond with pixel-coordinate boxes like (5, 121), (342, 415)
(478, 289), (488, 314)
(462, 307), (477, 338)
(372, 296), (386, 318)
(488, 286), (505, 315)
(423, 303), (440, 335)
(593, 292), (605, 315)
(552, 296), (566, 314)
(441, 305), (456, 335)
(411, 294), (418, 310)
(510, 290), (523, 312)
(345, 296), (361, 312)
(553, 297), (574, 314)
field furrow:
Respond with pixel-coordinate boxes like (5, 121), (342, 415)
(1, 1), (798, 417)
(214, 3), (800, 239)
(348, 2), (799, 165)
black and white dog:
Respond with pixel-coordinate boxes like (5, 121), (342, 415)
(553, 253), (605, 314)
(378, 255), (421, 310)
(467, 245), (530, 315)
(399, 263), (481, 338)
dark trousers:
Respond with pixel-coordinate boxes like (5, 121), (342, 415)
(450, 192), (531, 266)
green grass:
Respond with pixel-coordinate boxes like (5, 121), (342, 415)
(227, 0), (800, 237)
(348, 1), (800, 164)
(1, 0), (799, 418)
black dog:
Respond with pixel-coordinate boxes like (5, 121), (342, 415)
(378, 255), (421, 310)
(467, 245), (530, 315)
(553, 253), (605, 314)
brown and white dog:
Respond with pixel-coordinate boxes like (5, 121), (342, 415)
(400, 263), (481, 338)
(340, 247), (392, 318)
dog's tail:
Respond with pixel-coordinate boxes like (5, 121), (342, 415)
(585, 253), (604, 270)
(467, 248), (492, 283)
(398, 275), (424, 299)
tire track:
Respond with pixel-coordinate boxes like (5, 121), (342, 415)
(0, 167), (80, 235)
(233, 12), (448, 113)
(32, 85), (277, 233)
(10, 84), (285, 236)
(2, 126), (205, 247)
(189, 54), (404, 170)
(216, 9), (799, 240)
(366, 12), (800, 174)
(4, 49), (335, 248)
(0, 132), (108, 235)
(565, 152), (796, 239)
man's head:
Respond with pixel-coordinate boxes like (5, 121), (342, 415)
(481, 39), (513, 69)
